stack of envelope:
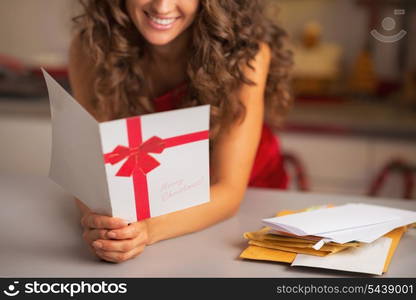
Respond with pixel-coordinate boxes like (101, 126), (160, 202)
(240, 203), (416, 275)
(244, 227), (360, 257)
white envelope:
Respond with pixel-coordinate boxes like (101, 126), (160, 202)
(316, 205), (416, 244)
(262, 203), (400, 236)
(292, 237), (392, 275)
(42, 69), (211, 223)
(264, 203), (416, 249)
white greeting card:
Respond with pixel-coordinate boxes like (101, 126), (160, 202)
(42, 69), (210, 223)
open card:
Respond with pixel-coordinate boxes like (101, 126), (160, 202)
(42, 69), (210, 223)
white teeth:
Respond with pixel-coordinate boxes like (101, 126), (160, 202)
(149, 14), (176, 25)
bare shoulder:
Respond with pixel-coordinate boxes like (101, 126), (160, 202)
(68, 33), (94, 79)
(67, 33), (98, 117)
(238, 41), (272, 100)
(256, 41), (272, 69)
(243, 41), (272, 84)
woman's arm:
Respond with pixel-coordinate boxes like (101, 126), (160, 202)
(144, 42), (271, 244)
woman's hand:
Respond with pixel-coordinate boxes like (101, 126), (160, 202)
(80, 213), (149, 263)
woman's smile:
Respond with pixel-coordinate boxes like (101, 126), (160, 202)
(144, 10), (180, 31)
(127, 0), (199, 46)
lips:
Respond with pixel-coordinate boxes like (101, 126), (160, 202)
(144, 11), (179, 29)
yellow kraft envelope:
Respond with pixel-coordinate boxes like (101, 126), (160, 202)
(248, 240), (334, 257)
(244, 229), (359, 253)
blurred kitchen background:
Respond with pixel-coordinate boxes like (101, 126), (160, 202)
(0, 0), (415, 199)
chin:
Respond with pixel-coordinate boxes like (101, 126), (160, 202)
(142, 34), (177, 46)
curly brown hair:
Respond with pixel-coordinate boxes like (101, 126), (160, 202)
(72, 0), (293, 141)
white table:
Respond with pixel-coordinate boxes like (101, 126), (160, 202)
(1, 174), (415, 278)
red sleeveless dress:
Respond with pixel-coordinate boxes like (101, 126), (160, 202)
(153, 83), (289, 189)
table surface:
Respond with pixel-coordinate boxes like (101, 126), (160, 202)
(1, 174), (415, 278)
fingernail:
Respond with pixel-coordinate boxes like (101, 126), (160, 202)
(93, 241), (102, 249)
(108, 232), (116, 238)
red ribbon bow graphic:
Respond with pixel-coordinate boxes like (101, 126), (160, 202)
(103, 136), (165, 177)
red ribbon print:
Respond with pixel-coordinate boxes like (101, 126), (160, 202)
(103, 116), (209, 221)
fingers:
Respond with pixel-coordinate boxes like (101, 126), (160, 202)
(82, 228), (146, 263)
(95, 245), (145, 263)
(106, 221), (148, 240)
(81, 214), (128, 229)
(92, 231), (147, 253)
(80, 219), (148, 263)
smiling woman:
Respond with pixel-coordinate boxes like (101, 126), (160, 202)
(69, 0), (293, 263)
(127, 0), (199, 44)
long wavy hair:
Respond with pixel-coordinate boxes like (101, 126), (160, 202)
(72, 0), (293, 142)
